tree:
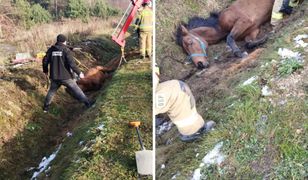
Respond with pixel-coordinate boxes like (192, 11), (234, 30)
(31, 4), (52, 24)
(29, 0), (51, 9)
(13, 0), (51, 29)
(66, 0), (89, 19)
(14, 0), (33, 28)
(91, 0), (119, 19)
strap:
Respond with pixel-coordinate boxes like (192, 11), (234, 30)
(188, 34), (208, 60)
(190, 54), (208, 57)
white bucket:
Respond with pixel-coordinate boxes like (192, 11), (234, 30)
(135, 150), (153, 175)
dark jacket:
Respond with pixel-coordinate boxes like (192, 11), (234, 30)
(43, 43), (81, 80)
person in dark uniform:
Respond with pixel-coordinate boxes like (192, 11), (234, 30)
(42, 34), (94, 112)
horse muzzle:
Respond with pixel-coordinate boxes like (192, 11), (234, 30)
(197, 61), (210, 70)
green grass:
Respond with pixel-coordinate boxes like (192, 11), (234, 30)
(278, 58), (303, 76)
(49, 60), (152, 179)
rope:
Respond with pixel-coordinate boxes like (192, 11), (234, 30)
(117, 46), (127, 69)
(73, 57), (89, 71)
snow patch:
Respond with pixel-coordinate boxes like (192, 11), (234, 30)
(294, 34), (308, 48)
(97, 123), (104, 131)
(78, 141), (84, 146)
(192, 168), (201, 180)
(243, 76), (257, 86)
(191, 142), (226, 180)
(262, 86), (272, 96)
(201, 142), (225, 166)
(156, 121), (173, 135)
(171, 172), (180, 179)
(66, 132), (73, 137)
(31, 144), (62, 179)
(278, 48), (301, 60)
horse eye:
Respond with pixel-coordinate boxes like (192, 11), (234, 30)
(188, 40), (193, 46)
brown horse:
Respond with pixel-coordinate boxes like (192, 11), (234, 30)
(177, 0), (275, 69)
(76, 50), (141, 92)
(77, 65), (115, 92)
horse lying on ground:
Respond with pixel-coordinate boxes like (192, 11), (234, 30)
(177, 0), (275, 69)
(76, 50), (141, 92)
(77, 65), (115, 92)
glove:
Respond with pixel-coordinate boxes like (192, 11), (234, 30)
(79, 72), (85, 79)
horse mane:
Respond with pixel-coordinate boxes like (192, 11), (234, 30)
(176, 12), (220, 46)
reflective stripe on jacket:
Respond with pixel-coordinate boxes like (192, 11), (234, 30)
(138, 8), (153, 32)
(155, 80), (205, 135)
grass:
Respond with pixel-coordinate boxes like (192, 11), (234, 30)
(156, 1), (308, 179)
(0, 12), (150, 179)
(48, 60), (152, 179)
(278, 58), (303, 76)
(8, 17), (119, 54)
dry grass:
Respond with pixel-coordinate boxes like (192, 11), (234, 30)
(9, 17), (119, 53)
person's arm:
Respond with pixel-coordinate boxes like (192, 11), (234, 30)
(42, 49), (51, 74)
(65, 49), (81, 76)
(134, 11), (141, 30)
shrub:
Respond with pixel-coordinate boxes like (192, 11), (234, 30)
(31, 4), (52, 24)
(66, 0), (89, 19)
(14, 0), (33, 28)
(13, 0), (52, 29)
(91, 0), (119, 19)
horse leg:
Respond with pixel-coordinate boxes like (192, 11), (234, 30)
(227, 18), (253, 58)
(245, 28), (268, 49)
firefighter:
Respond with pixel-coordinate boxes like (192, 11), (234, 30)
(154, 64), (216, 142)
(42, 34), (94, 112)
(271, 0), (302, 28)
(136, 0), (153, 59)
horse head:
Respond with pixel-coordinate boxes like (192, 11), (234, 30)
(180, 25), (209, 69)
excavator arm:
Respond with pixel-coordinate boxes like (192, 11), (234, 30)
(112, 0), (144, 47)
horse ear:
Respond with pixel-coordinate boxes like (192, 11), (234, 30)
(181, 25), (189, 36)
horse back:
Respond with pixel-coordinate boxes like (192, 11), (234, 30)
(220, 0), (275, 31)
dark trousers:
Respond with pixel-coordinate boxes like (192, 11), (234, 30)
(44, 79), (89, 107)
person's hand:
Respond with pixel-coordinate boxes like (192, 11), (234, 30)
(79, 72), (85, 79)
(73, 47), (82, 51)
